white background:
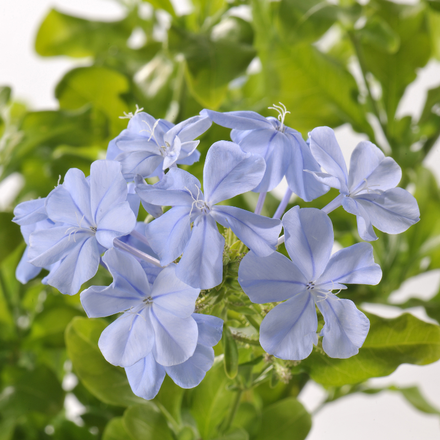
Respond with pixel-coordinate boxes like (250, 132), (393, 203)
(1, 0), (440, 438)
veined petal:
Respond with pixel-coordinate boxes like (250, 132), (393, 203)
(90, 160), (129, 224)
(165, 344), (214, 388)
(16, 247), (42, 284)
(316, 294), (370, 358)
(285, 131), (329, 202)
(353, 188), (420, 235)
(178, 141), (199, 160)
(238, 250), (308, 303)
(193, 314), (223, 347)
(317, 242), (382, 288)
(99, 306), (154, 367)
(176, 215), (225, 289)
(95, 202), (136, 249)
(309, 127), (348, 193)
(125, 111), (161, 136)
(283, 207), (333, 281)
(42, 235), (100, 295)
(212, 205), (281, 257)
(205, 109), (273, 130)
(260, 292), (318, 360)
(13, 198), (47, 225)
(172, 113), (212, 143)
(125, 352), (166, 400)
(342, 197), (377, 241)
(151, 264), (200, 318)
(306, 171), (344, 191)
(118, 150), (163, 180)
(116, 137), (161, 154)
(203, 141), (265, 205)
(62, 168), (93, 223)
(177, 148), (201, 166)
(143, 206), (192, 266)
(150, 306), (198, 366)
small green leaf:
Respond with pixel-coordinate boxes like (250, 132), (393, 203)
(358, 17), (400, 53)
(143, 0), (176, 17)
(223, 327), (239, 379)
(392, 386), (440, 415)
(211, 428), (249, 440)
(255, 398), (311, 440)
(65, 317), (144, 407)
(301, 313), (440, 386)
(102, 417), (132, 440)
(0, 213), (22, 265)
(123, 403), (175, 440)
(0, 87), (11, 109)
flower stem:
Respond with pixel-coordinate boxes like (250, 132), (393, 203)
(130, 229), (151, 247)
(321, 194), (344, 215)
(113, 238), (162, 267)
(222, 389), (243, 433)
(255, 192), (267, 215)
(273, 187), (293, 219)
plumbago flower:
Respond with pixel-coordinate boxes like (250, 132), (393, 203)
(126, 313), (223, 400)
(81, 248), (201, 368)
(108, 110), (211, 180)
(308, 127), (420, 241)
(26, 160), (136, 295)
(204, 104), (328, 201)
(239, 207), (382, 360)
(135, 141), (282, 289)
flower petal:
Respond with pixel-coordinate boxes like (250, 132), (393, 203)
(99, 306), (154, 367)
(316, 294), (370, 358)
(150, 306), (198, 366)
(212, 205), (281, 257)
(125, 352), (166, 400)
(193, 314), (223, 347)
(172, 113), (212, 143)
(16, 247), (42, 283)
(238, 250), (308, 303)
(283, 207), (333, 281)
(203, 141), (265, 205)
(176, 215), (225, 289)
(309, 127), (348, 193)
(13, 198), (47, 225)
(260, 292), (318, 360)
(342, 196), (377, 241)
(118, 150), (163, 180)
(205, 109), (273, 130)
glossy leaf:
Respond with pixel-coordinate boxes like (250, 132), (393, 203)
(102, 418), (132, 440)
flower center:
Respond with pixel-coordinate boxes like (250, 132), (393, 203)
(349, 178), (382, 197)
(268, 102), (291, 132)
(143, 296), (153, 305)
(186, 184), (211, 217)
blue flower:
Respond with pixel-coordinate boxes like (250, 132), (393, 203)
(81, 248), (200, 368)
(108, 111), (211, 180)
(125, 313), (223, 400)
(135, 141), (282, 289)
(204, 105), (328, 201)
(308, 127), (420, 241)
(27, 160), (136, 295)
(239, 207), (382, 360)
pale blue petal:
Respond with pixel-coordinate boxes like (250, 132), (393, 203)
(260, 292), (318, 360)
(125, 112), (159, 136)
(43, 236), (100, 295)
(317, 242), (382, 289)
(62, 168), (93, 223)
(309, 127), (349, 193)
(107, 133), (125, 161)
(342, 196), (377, 241)
(176, 215), (225, 289)
(127, 183), (140, 218)
(116, 137), (160, 153)
(193, 313), (223, 347)
(13, 198), (47, 225)
(95, 202), (136, 248)
(16, 247), (42, 283)
(99, 306), (154, 367)
(316, 294), (370, 358)
(212, 205), (281, 257)
(143, 206), (192, 266)
(150, 306), (198, 366)
(118, 150), (163, 180)
(238, 250), (308, 303)
(203, 141), (265, 205)
(171, 113), (212, 143)
(283, 207), (333, 281)
(177, 148), (201, 166)
(306, 171), (344, 191)
(165, 344), (214, 388)
(151, 264), (200, 318)
(125, 352), (166, 400)
(205, 109), (273, 130)
(177, 141), (199, 160)
(285, 131), (329, 202)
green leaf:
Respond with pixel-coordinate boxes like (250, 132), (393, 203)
(358, 17), (400, 53)
(154, 375), (184, 426)
(35, 9), (134, 58)
(143, 0), (176, 17)
(0, 365), (64, 417)
(65, 317), (144, 407)
(123, 403), (175, 440)
(391, 386), (440, 416)
(232, 402), (261, 438)
(255, 398), (311, 440)
(300, 313), (440, 387)
(55, 66), (130, 136)
(0, 86), (11, 109)
(212, 428), (249, 440)
(223, 327), (239, 379)
(188, 361), (234, 439)
(0, 418), (16, 440)
(0, 213), (22, 265)
(102, 417), (132, 440)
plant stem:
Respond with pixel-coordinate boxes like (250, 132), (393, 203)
(255, 192), (266, 215)
(113, 239), (162, 267)
(273, 187), (293, 219)
(223, 389), (243, 433)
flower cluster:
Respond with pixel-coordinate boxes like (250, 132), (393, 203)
(13, 104), (420, 399)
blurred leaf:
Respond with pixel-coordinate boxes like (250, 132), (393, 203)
(300, 313), (440, 387)
(0, 418), (15, 440)
(154, 375), (184, 426)
(143, 0), (176, 17)
(0, 213), (22, 265)
(232, 402), (261, 438)
(35, 9), (134, 58)
(358, 17), (400, 53)
(65, 317), (144, 407)
(0, 365), (64, 417)
(55, 66), (130, 136)
(123, 403), (175, 440)
(255, 397), (311, 440)
(223, 327), (239, 379)
(212, 428), (249, 440)
(0, 86), (11, 109)
(52, 145), (104, 161)
(391, 386), (440, 416)
(51, 420), (96, 440)
(188, 361), (233, 439)
(102, 417), (132, 440)
(427, 0), (440, 12)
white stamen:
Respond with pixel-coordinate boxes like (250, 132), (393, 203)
(268, 102), (291, 131)
(350, 178), (382, 197)
(119, 104), (144, 120)
(185, 184), (210, 217)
